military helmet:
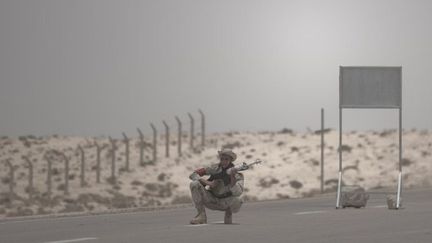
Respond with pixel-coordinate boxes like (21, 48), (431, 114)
(218, 148), (237, 162)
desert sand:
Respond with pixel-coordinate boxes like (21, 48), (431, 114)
(1, 129), (431, 217)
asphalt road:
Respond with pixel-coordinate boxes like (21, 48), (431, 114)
(1, 188), (431, 243)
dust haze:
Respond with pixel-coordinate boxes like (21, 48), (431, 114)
(1, 0), (432, 136)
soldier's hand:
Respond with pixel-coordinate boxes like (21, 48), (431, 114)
(199, 178), (215, 188)
(189, 172), (200, 181)
(227, 167), (238, 175)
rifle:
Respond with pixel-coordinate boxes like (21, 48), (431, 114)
(189, 159), (263, 181)
(227, 159), (263, 174)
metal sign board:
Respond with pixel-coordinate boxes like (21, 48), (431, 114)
(340, 66), (402, 108)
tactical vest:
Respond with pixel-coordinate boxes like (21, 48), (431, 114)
(207, 163), (234, 186)
(207, 163), (235, 198)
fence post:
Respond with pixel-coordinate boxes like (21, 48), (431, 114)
(60, 152), (70, 195)
(198, 109), (205, 148)
(5, 159), (15, 197)
(163, 121), (170, 158)
(109, 137), (116, 184)
(175, 116), (182, 157)
(45, 156), (52, 197)
(23, 156), (34, 200)
(188, 113), (194, 150)
(95, 142), (102, 183)
(137, 128), (145, 166)
(122, 132), (130, 171)
(78, 145), (86, 187)
(150, 123), (157, 163)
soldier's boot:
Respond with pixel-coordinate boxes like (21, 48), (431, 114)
(190, 208), (207, 224)
(224, 208), (232, 224)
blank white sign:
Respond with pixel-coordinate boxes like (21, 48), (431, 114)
(340, 66), (402, 108)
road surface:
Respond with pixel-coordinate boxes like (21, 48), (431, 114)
(1, 188), (431, 243)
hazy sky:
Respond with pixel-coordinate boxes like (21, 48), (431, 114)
(1, 0), (432, 137)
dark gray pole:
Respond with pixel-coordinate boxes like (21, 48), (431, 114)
(46, 156), (52, 197)
(23, 156), (34, 200)
(95, 142), (101, 183)
(163, 121), (170, 158)
(78, 145), (85, 187)
(321, 108), (324, 193)
(175, 116), (182, 157)
(150, 123), (157, 163)
(122, 132), (130, 171)
(61, 152), (69, 195)
(198, 109), (205, 148)
(137, 128), (144, 166)
(109, 137), (116, 184)
(188, 113), (194, 150)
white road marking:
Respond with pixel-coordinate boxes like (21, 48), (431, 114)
(44, 237), (98, 243)
(371, 205), (387, 208)
(294, 210), (328, 215)
(0, 214), (101, 225)
(210, 221), (225, 224)
(0, 206), (187, 225)
(185, 220), (227, 226)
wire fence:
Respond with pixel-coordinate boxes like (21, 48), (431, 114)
(0, 109), (208, 201)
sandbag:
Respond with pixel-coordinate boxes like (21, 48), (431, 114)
(340, 185), (369, 208)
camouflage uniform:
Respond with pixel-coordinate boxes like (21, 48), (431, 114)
(189, 163), (244, 223)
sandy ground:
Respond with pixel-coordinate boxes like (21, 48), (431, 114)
(0, 129), (431, 217)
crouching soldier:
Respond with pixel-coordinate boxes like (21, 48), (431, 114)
(189, 149), (244, 224)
